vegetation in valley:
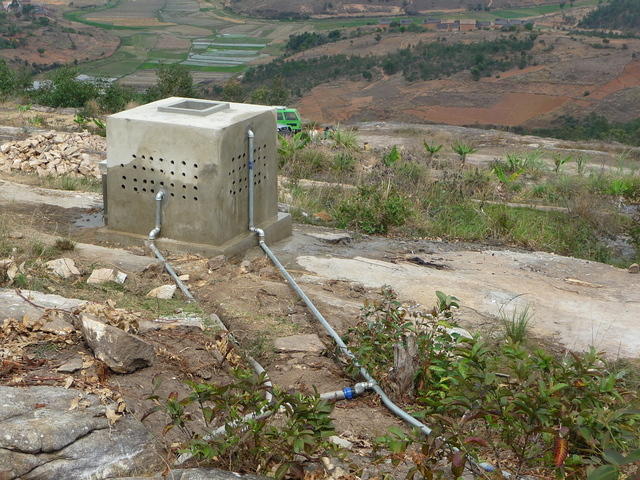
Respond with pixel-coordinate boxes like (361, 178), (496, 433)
(579, 0), (640, 32)
(243, 34), (537, 98)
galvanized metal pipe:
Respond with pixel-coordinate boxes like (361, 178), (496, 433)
(245, 130), (432, 436)
(146, 190), (194, 302)
(247, 129), (255, 231)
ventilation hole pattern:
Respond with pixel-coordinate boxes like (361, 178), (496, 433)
(120, 154), (200, 201)
(228, 144), (269, 197)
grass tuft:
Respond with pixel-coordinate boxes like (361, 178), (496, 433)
(501, 304), (533, 343)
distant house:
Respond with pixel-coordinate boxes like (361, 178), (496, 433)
(477, 20), (492, 29)
(459, 19), (477, 31)
(423, 18), (439, 29)
(510, 19), (525, 26)
(440, 19), (459, 31)
(400, 19), (412, 25)
(378, 19), (391, 25)
(494, 18), (510, 27)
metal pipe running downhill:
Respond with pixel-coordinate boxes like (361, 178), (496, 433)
(245, 129), (432, 436)
(146, 190), (195, 302)
(246, 129), (499, 475)
(145, 186), (281, 467)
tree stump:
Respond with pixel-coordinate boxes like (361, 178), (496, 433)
(391, 333), (419, 399)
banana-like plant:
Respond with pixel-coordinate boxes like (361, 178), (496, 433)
(451, 142), (477, 167)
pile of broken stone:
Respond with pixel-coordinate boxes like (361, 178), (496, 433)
(0, 130), (105, 179)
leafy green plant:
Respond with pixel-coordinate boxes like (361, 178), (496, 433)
(92, 118), (106, 137)
(607, 178), (635, 197)
(383, 145), (401, 167)
(435, 290), (459, 315)
(505, 153), (527, 172)
(17, 103), (32, 112)
(346, 290), (640, 478)
(451, 142), (477, 167)
(493, 164), (522, 189)
(154, 368), (337, 478)
(74, 113), (88, 126)
(29, 114), (45, 127)
(423, 141), (442, 162)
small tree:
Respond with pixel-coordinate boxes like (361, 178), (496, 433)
(98, 81), (136, 113)
(423, 141), (442, 162)
(146, 63), (194, 101)
(451, 142), (477, 167)
(0, 59), (16, 97)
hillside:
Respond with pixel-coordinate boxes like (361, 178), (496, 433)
(579, 0), (640, 32)
(275, 29), (640, 129)
(0, 6), (118, 71)
(223, 0), (561, 19)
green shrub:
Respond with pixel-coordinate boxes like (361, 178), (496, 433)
(352, 290), (640, 478)
(332, 151), (356, 173)
(329, 126), (359, 150)
(383, 145), (401, 167)
(98, 82), (137, 113)
(32, 67), (99, 108)
(333, 184), (413, 234)
(606, 177), (640, 198)
(155, 368), (337, 478)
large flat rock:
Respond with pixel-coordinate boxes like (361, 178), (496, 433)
(0, 386), (163, 479)
(292, 243), (640, 358)
(0, 288), (86, 321)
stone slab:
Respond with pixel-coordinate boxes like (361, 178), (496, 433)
(0, 289), (86, 321)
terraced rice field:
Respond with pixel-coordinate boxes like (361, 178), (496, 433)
(182, 35), (268, 68)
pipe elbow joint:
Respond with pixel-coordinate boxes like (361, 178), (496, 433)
(247, 129), (254, 138)
(148, 227), (160, 240)
(155, 190), (165, 201)
(251, 227), (265, 239)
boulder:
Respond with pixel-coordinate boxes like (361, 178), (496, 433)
(146, 284), (176, 300)
(81, 314), (155, 373)
(86, 268), (127, 285)
(0, 386), (163, 479)
(45, 258), (81, 279)
(629, 263), (639, 274)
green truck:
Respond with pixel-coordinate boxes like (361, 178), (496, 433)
(275, 107), (302, 133)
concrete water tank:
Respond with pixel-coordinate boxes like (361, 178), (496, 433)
(101, 97), (291, 255)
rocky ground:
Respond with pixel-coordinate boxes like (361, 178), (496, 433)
(0, 122), (639, 479)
